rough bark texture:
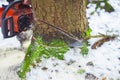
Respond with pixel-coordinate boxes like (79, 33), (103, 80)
(31, 0), (87, 42)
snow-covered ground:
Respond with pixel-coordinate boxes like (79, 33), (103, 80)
(0, 0), (8, 7)
(26, 0), (120, 80)
(0, 50), (25, 80)
(0, 0), (120, 80)
(0, 29), (24, 79)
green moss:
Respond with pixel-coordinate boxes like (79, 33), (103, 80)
(77, 69), (86, 74)
(18, 37), (69, 79)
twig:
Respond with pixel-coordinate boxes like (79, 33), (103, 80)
(35, 18), (81, 42)
(84, 35), (106, 40)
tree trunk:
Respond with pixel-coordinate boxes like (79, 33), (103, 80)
(31, 0), (87, 42)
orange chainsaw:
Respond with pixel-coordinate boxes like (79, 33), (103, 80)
(0, 0), (33, 38)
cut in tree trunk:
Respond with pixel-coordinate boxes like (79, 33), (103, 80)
(31, 0), (87, 42)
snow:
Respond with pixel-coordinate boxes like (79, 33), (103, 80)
(0, 28), (24, 80)
(26, 0), (120, 80)
(0, 0), (120, 80)
(0, 0), (8, 7)
(0, 50), (25, 80)
(0, 28), (21, 50)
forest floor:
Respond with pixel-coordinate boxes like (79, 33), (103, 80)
(0, 0), (120, 80)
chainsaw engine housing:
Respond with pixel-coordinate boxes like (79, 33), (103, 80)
(0, 0), (33, 38)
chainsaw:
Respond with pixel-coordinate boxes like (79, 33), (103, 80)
(0, 0), (33, 38)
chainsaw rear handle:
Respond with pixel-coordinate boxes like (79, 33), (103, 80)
(2, 0), (23, 38)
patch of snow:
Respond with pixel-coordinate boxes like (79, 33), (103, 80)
(0, 28), (21, 50)
(0, 0), (8, 7)
(0, 50), (25, 80)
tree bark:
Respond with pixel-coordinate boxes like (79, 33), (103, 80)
(31, 0), (87, 42)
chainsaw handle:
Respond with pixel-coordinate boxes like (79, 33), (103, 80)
(1, 0), (23, 38)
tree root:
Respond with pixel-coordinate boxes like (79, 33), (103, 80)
(91, 35), (116, 49)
